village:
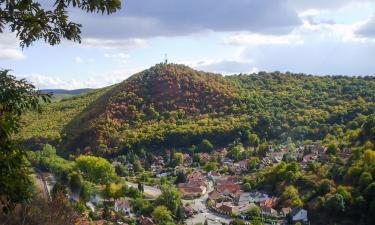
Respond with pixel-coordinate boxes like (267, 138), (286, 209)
(34, 142), (341, 225)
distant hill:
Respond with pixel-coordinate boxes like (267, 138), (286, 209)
(41, 88), (93, 95)
(17, 64), (375, 155)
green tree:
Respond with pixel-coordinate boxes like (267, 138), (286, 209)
(248, 133), (260, 148)
(204, 161), (217, 172)
(199, 139), (213, 152)
(318, 179), (333, 195)
(0, 70), (50, 212)
(75, 155), (118, 184)
(175, 171), (187, 184)
(80, 181), (94, 202)
(282, 185), (303, 208)
(0, 0), (121, 47)
(359, 172), (373, 189)
(68, 172), (83, 194)
(325, 193), (345, 214)
(326, 142), (339, 155)
(248, 206), (261, 218)
(156, 184), (181, 215)
(243, 183), (252, 192)
(152, 205), (174, 225)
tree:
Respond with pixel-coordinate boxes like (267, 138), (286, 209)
(0, 193), (77, 225)
(243, 183), (252, 192)
(175, 171), (187, 184)
(199, 139), (213, 152)
(152, 205), (174, 225)
(80, 181), (94, 202)
(248, 206), (261, 218)
(248, 133), (260, 148)
(0, 0), (121, 48)
(325, 193), (345, 214)
(203, 161), (217, 172)
(282, 185), (303, 208)
(364, 150), (375, 165)
(156, 184), (181, 215)
(318, 179), (332, 195)
(230, 219), (246, 225)
(68, 172), (83, 194)
(359, 172), (373, 189)
(326, 142), (339, 155)
(75, 155), (118, 184)
(0, 70), (50, 212)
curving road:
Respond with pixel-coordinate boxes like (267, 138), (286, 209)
(183, 181), (233, 225)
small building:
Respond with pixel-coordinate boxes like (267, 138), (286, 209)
(86, 201), (95, 212)
(208, 191), (222, 201)
(114, 199), (131, 214)
(280, 207), (292, 217)
(248, 191), (270, 203)
(217, 183), (241, 195)
(292, 208), (308, 222)
(261, 206), (278, 217)
(216, 202), (238, 215)
(139, 216), (155, 225)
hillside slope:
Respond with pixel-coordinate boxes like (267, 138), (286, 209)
(61, 63), (243, 152)
(17, 64), (375, 156)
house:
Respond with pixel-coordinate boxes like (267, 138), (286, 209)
(281, 207), (292, 216)
(139, 216), (155, 225)
(237, 192), (250, 206)
(238, 159), (249, 171)
(183, 154), (193, 167)
(114, 199), (131, 214)
(178, 186), (206, 198)
(208, 171), (221, 181)
(86, 202), (95, 212)
(248, 191), (270, 203)
(199, 153), (211, 163)
(227, 163), (241, 174)
(260, 197), (278, 208)
(208, 191), (222, 201)
(216, 202), (238, 215)
(184, 205), (196, 218)
(236, 203), (257, 214)
(292, 208), (308, 222)
(261, 206), (278, 217)
(217, 183), (241, 195)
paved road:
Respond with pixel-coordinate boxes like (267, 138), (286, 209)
(183, 181), (233, 225)
(126, 182), (162, 198)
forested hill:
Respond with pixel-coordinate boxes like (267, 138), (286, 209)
(17, 64), (375, 155)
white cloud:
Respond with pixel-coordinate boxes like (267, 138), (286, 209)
(223, 33), (304, 46)
(0, 33), (26, 60)
(81, 38), (148, 50)
(104, 53), (130, 64)
(18, 67), (147, 90)
(104, 53), (130, 59)
(74, 57), (84, 63)
(184, 58), (255, 74)
(0, 49), (25, 60)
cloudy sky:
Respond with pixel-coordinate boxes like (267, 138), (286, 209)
(1, 0), (375, 89)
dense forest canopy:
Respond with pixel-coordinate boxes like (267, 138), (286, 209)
(16, 64), (375, 156)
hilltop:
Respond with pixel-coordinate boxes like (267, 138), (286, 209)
(61, 63), (243, 152)
(17, 64), (375, 156)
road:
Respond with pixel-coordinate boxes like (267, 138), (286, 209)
(35, 172), (49, 200)
(183, 181), (233, 225)
(125, 182), (162, 198)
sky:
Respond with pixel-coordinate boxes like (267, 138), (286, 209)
(1, 0), (375, 89)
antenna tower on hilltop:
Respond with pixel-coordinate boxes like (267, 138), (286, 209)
(164, 53), (168, 64)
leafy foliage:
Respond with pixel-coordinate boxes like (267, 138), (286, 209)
(0, 0), (121, 47)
